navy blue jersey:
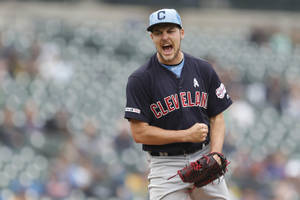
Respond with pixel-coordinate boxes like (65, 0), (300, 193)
(124, 52), (232, 152)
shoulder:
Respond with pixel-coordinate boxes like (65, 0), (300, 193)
(184, 52), (215, 75)
(130, 54), (157, 78)
(127, 54), (157, 86)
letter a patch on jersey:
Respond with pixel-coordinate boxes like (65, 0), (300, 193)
(193, 78), (199, 88)
(216, 83), (226, 99)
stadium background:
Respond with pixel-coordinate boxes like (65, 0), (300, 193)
(0, 0), (300, 199)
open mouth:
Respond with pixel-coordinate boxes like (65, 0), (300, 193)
(162, 44), (173, 54)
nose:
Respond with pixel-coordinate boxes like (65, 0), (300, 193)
(161, 31), (169, 40)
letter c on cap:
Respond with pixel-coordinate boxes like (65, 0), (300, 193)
(157, 11), (166, 20)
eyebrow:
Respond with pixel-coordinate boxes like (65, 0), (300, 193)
(152, 26), (177, 33)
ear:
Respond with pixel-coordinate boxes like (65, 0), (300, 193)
(150, 33), (154, 40)
(180, 28), (184, 39)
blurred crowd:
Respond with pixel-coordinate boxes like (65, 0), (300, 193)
(0, 105), (146, 200)
(0, 17), (300, 200)
(0, 20), (148, 200)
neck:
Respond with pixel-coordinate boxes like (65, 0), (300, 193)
(157, 51), (184, 65)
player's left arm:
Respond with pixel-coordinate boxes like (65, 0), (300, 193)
(209, 112), (226, 165)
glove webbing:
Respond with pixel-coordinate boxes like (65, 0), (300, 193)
(167, 154), (210, 181)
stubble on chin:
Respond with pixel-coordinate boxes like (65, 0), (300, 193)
(158, 52), (174, 63)
(157, 48), (180, 64)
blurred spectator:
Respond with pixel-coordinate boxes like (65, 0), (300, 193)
(0, 32), (7, 80)
(26, 40), (42, 79)
(22, 100), (41, 134)
(38, 42), (73, 84)
(285, 158), (300, 178)
(240, 188), (264, 200)
(0, 106), (25, 149)
(227, 80), (256, 129)
(263, 151), (287, 180)
(43, 109), (70, 135)
(272, 180), (299, 200)
(5, 47), (24, 79)
(46, 154), (72, 199)
(228, 99), (255, 128)
(248, 26), (270, 47)
(285, 80), (300, 117)
(291, 27), (300, 45)
(269, 29), (293, 55)
(113, 119), (133, 154)
(265, 75), (288, 113)
(74, 118), (102, 158)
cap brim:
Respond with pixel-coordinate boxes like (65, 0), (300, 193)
(147, 23), (182, 32)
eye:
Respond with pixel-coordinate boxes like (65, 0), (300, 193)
(153, 31), (162, 36)
(167, 29), (176, 34)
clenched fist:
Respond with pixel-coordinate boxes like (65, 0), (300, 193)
(186, 123), (208, 142)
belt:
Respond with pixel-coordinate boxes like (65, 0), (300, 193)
(149, 142), (209, 157)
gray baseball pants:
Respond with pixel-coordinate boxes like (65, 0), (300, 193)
(147, 146), (232, 200)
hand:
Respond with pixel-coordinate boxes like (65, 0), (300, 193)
(187, 123), (208, 142)
(213, 154), (222, 165)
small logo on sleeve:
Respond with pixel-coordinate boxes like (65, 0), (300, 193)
(125, 107), (141, 114)
(216, 83), (226, 99)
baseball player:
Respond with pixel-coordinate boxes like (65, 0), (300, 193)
(124, 8), (233, 200)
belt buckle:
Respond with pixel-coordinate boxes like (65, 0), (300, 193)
(159, 152), (168, 156)
(183, 150), (187, 156)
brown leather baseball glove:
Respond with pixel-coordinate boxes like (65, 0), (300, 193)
(169, 152), (229, 188)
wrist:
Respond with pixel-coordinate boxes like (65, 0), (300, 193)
(209, 144), (223, 154)
(180, 129), (190, 143)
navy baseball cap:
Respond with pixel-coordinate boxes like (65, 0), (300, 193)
(147, 8), (182, 32)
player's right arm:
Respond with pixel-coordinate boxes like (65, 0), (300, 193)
(125, 74), (207, 145)
(129, 119), (208, 145)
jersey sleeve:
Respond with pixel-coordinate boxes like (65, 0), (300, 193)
(206, 68), (232, 117)
(124, 76), (152, 123)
